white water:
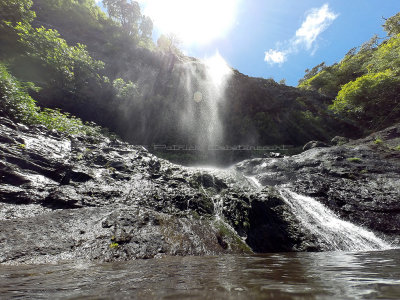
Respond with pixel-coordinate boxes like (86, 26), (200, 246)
(279, 189), (392, 251)
(180, 52), (232, 149)
(243, 175), (391, 251)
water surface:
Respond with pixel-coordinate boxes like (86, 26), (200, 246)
(1, 250), (400, 299)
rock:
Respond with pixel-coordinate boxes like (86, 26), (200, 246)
(246, 189), (314, 252)
(1, 114), (400, 264)
(264, 152), (284, 158)
(331, 136), (350, 145)
(303, 140), (330, 151)
(236, 123), (400, 239)
(0, 116), (253, 264)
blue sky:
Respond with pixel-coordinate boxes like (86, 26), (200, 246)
(186, 0), (399, 86)
(98, 1), (399, 86)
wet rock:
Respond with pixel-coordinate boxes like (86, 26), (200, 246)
(190, 173), (228, 192)
(0, 116), (253, 263)
(1, 114), (399, 263)
(245, 189), (315, 252)
(264, 152), (284, 158)
(303, 140), (330, 151)
(236, 123), (400, 239)
(331, 136), (349, 145)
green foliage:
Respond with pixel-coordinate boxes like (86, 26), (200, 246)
(102, 0), (153, 40)
(157, 34), (182, 55)
(298, 62), (326, 85)
(0, 63), (101, 135)
(368, 34), (400, 74)
(32, 0), (108, 30)
(15, 22), (104, 87)
(374, 138), (383, 145)
(103, 0), (141, 37)
(347, 157), (362, 163)
(330, 70), (400, 126)
(0, 0), (36, 25)
(139, 15), (153, 38)
(395, 145), (400, 151)
(300, 14), (400, 131)
(112, 78), (139, 100)
(383, 12), (400, 36)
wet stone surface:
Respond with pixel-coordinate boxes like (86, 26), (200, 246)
(1, 116), (400, 263)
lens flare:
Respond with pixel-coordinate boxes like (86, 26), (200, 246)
(139, 0), (240, 45)
(203, 51), (233, 88)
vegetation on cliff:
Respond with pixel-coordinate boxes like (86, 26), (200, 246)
(0, 0), (399, 157)
(299, 12), (400, 131)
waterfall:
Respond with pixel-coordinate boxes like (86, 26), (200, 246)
(279, 189), (392, 251)
(179, 52), (232, 149)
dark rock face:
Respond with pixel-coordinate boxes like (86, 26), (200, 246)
(1, 116), (399, 263)
(303, 140), (330, 151)
(0, 117), (253, 264)
(236, 123), (400, 242)
(331, 136), (350, 146)
(246, 189), (317, 252)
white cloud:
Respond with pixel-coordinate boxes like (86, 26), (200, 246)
(264, 49), (287, 64)
(294, 4), (338, 50)
(264, 3), (338, 65)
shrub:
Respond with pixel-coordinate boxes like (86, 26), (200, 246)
(0, 63), (101, 136)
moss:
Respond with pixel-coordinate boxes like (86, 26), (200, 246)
(109, 242), (119, 249)
(374, 138), (383, 145)
(214, 220), (252, 253)
(347, 157), (362, 163)
(17, 143), (26, 149)
(394, 145), (400, 151)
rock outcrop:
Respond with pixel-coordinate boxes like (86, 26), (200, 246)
(1, 116), (399, 264)
(237, 123), (400, 244)
(0, 116), (253, 264)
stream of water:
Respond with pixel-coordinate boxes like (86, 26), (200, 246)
(1, 170), (398, 299)
(1, 250), (400, 299)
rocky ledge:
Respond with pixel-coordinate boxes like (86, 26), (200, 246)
(237, 124), (400, 246)
(1, 116), (399, 264)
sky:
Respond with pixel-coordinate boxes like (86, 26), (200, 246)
(98, 1), (399, 86)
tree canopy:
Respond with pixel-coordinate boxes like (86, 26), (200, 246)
(299, 15), (400, 130)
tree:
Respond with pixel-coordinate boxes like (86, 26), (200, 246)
(112, 78), (139, 100)
(15, 23), (104, 89)
(157, 33), (181, 54)
(102, 0), (141, 36)
(359, 35), (379, 53)
(330, 70), (400, 127)
(0, 0), (36, 25)
(139, 15), (153, 39)
(383, 12), (400, 36)
(298, 62), (326, 85)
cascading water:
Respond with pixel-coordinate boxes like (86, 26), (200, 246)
(244, 175), (391, 251)
(179, 52), (232, 149)
(279, 189), (392, 251)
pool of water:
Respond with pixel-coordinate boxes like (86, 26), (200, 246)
(1, 250), (400, 299)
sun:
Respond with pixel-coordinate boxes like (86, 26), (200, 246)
(139, 0), (240, 46)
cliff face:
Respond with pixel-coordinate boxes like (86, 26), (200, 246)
(0, 115), (254, 264)
(236, 124), (400, 242)
(25, 0), (356, 150)
(1, 115), (399, 264)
